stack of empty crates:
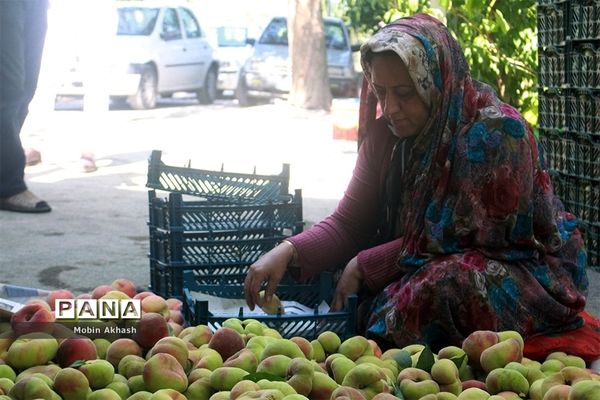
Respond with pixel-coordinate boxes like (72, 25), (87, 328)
(146, 150), (303, 298)
(538, 0), (599, 270)
(146, 150), (357, 339)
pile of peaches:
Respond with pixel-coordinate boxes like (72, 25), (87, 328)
(0, 278), (599, 400)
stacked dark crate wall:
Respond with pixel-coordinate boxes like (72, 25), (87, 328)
(538, 1), (600, 270)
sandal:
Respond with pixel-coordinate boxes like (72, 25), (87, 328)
(81, 152), (97, 173)
(25, 148), (42, 166)
(0, 190), (51, 213)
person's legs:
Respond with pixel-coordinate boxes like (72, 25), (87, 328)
(365, 251), (587, 351)
(0, 0), (50, 212)
(17, 0), (49, 132)
(0, 1), (28, 198)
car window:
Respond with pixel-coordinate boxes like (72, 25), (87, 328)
(324, 22), (348, 50)
(162, 8), (182, 40)
(258, 18), (347, 50)
(259, 18), (288, 45)
(117, 7), (159, 36)
(179, 7), (201, 39)
(217, 26), (247, 47)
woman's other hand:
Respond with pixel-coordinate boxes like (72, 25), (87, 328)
(244, 241), (294, 310)
(331, 257), (363, 311)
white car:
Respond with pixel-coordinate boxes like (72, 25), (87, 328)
(56, 1), (219, 109)
(212, 26), (254, 96)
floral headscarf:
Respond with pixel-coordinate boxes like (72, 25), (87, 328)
(361, 30), (436, 109)
(358, 14), (566, 269)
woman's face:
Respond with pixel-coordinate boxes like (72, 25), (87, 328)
(370, 52), (430, 138)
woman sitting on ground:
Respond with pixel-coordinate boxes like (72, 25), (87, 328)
(244, 13), (588, 351)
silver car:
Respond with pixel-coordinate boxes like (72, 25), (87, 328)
(56, 2), (219, 109)
(236, 16), (358, 107)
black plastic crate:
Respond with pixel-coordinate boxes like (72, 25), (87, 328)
(565, 92), (600, 136)
(147, 150), (291, 204)
(151, 261), (328, 301)
(150, 259), (184, 299)
(149, 230), (284, 268)
(580, 222), (600, 272)
(538, 0), (565, 4)
(148, 190), (304, 234)
(182, 271), (358, 340)
(568, 43), (600, 88)
(148, 227), (286, 298)
(548, 173), (599, 271)
(569, 2), (600, 41)
(540, 132), (600, 181)
(538, 92), (567, 130)
(551, 172), (600, 226)
(185, 270), (333, 306)
(538, 2), (567, 47)
(150, 259), (251, 299)
(539, 47), (567, 88)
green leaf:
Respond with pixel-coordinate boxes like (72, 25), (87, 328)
(494, 10), (510, 33)
(393, 350), (413, 369)
(69, 360), (88, 369)
(440, 0), (452, 9)
(392, 382), (405, 399)
(450, 354), (467, 370)
(415, 345), (435, 372)
(464, 0), (485, 14)
(244, 372), (285, 382)
(340, 0), (539, 126)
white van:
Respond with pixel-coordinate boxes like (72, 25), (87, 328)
(235, 16), (358, 106)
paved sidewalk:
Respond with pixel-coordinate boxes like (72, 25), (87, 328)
(1, 101), (356, 293)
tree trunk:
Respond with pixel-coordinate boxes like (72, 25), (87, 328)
(288, 0), (332, 110)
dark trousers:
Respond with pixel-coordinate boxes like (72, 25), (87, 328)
(0, 0), (48, 198)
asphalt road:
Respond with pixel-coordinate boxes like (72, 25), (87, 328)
(1, 96), (598, 319)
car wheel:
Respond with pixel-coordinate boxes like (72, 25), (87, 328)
(197, 67), (217, 105)
(128, 65), (157, 110)
(235, 74), (257, 107)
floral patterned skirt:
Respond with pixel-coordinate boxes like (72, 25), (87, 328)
(363, 229), (589, 352)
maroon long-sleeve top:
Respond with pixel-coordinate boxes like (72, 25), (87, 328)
(288, 118), (406, 292)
